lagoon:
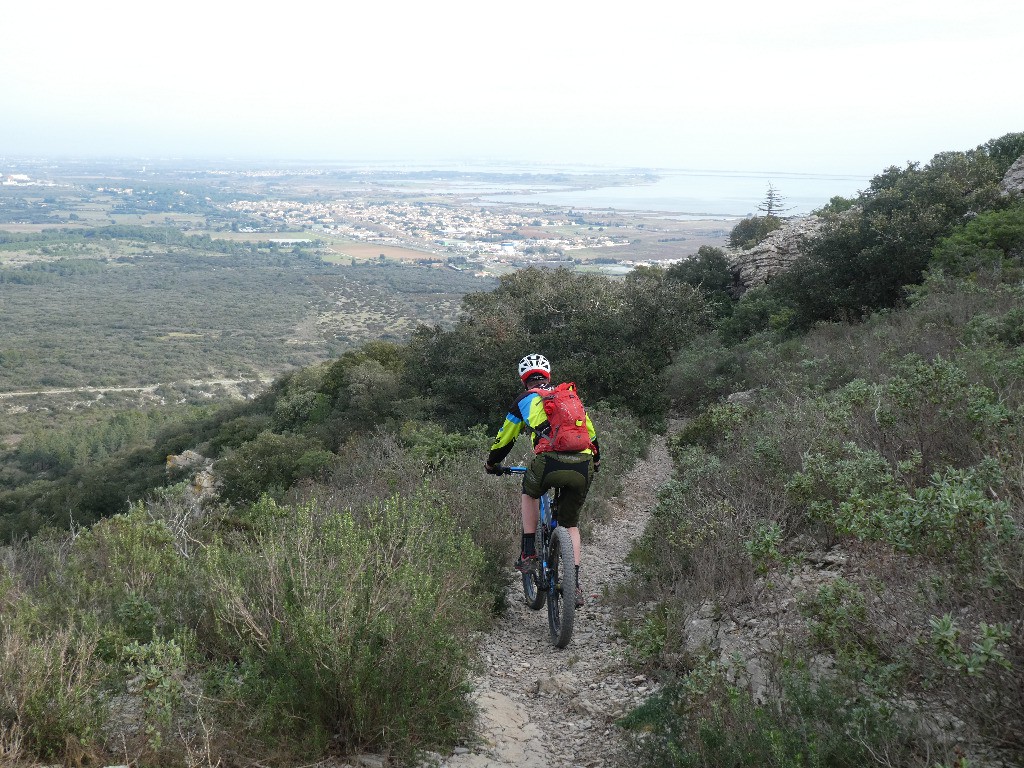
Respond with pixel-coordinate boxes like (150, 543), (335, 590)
(481, 168), (873, 218)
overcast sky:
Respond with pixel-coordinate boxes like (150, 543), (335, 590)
(2, 0), (1021, 176)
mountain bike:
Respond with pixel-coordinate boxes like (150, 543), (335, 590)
(501, 466), (575, 648)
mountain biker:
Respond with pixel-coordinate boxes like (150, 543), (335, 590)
(484, 353), (600, 608)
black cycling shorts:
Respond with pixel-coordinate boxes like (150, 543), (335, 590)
(522, 451), (593, 528)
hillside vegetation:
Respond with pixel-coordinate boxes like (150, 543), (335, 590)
(1, 133), (1023, 767)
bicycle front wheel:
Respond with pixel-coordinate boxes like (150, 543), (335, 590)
(546, 526), (576, 648)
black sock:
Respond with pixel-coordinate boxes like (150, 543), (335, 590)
(575, 565), (580, 583)
(522, 533), (536, 557)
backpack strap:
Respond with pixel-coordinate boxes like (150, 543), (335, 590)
(522, 386), (552, 441)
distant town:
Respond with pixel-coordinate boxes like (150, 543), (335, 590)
(0, 162), (734, 274)
(225, 197), (640, 268)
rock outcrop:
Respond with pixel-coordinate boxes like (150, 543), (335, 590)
(726, 153), (1024, 296)
(727, 215), (825, 295)
(166, 450), (220, 503)
(1000, 154), (1024, 196)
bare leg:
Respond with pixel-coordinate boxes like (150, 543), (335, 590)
(568, 526), (581, 567)
(521, 494), (539, 535)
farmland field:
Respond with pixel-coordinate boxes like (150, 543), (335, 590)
(322, 241), (439, 262)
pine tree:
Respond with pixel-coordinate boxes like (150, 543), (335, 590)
(757, 183), (792, 218)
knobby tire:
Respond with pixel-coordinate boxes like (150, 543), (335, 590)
(547, 525), (576, 648)
(522, 560), (545, 610)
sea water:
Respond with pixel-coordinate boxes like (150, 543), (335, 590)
(481, 168), (873, 219)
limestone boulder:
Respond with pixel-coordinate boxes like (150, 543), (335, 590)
(727, 215), (826, 294)
(1000, 154), (1024, 196)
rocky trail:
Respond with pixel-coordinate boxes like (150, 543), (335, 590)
(428, 435), (675, 768)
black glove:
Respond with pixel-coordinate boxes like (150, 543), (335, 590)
(593, 459), (601, 474)
(485, 462), (502, 475)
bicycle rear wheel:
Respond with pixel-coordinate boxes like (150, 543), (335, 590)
(546, 526), (576, 648)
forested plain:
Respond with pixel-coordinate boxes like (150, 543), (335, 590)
(1, 134), (1024, 767)
(0, 227), (489, 390)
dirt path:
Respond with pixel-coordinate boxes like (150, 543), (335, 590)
(0, 377), (273, 400)
(436, 435), (673, 768)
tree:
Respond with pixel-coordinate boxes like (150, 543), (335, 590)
(813, 196), (856, 216)
(980, 131), (1024, 175)
(757, 183), (792, 218)
(666, 246), (735, 318)
(216, 431), (333, 503)
(407, 266), (711, 424)
(771, 147), (1010, 328)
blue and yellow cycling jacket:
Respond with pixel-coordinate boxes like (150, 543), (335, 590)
(487, 385), (599, 466)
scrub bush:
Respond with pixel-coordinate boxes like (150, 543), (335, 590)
(0, 483), (494, 765)
(622, 659), (915, 768)
(200, 490), (489, 759)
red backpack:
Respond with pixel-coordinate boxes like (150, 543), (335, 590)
(529, 382), (594, 454)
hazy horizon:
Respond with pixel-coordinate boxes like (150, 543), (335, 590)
(3, 1), (1021, 178)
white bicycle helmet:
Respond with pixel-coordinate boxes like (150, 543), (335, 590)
(518, 353), (551, 382)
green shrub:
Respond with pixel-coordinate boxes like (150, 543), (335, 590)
(898, 462), (1016, 563)
(1, 469), (501, 764)
(930, 202), (1024, 278)
(628, 447), (752, 619)
(929, 614), (1012, 677)
(792, 447), (1017, 569)
(663, 333), (746, 411)
(61, 508), (195, 636)
(672, 401), (749, 453)
(619, 602), (675, 668)
(200, 490), (488, 759)
(877, 355), (1007, 473)
(800, 578), (872, 656)
(743, 521), (784, 574)
(399, 420), (490, 472)
(216, 430), (335, 503)
(622, 659), (915, 768)
(729, 215), (784, 249)
(789, 443), (906, 541)
(121, 635), (187, 754)
(666, 246), (735, 319)
(718, 287), (794, 343)
(0, 612), (108, 764)
(324, 429), (518, 607)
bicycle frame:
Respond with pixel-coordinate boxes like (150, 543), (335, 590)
(502, 465), (575, 647)
(503, 463), (556, 555)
